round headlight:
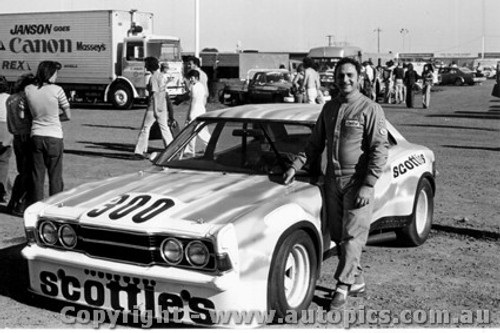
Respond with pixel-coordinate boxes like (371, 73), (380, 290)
(59, 224), (77, 248)
(39, 221), (58, 245)
(186, 241), (209, 268)
(160, 238), (183, 264)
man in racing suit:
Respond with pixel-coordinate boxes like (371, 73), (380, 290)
(284, 57), (389, 310)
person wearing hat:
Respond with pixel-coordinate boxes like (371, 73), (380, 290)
(25, 60), (71, 203)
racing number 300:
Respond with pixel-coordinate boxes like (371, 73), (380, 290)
(87, 195), (175, 223)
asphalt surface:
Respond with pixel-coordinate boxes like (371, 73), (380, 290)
(0, 79), (498, 328)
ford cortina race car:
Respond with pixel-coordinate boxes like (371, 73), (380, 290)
(22, 104), (436, 327)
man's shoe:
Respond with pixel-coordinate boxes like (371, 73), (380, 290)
(329, 288), (348, 310)
(349, 283), (366, 297)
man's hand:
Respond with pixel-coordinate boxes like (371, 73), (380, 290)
(355, 185), (373, 208)
(283, 167), (296, 185)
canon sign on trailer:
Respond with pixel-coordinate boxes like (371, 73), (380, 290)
(0, 10), (186, 109)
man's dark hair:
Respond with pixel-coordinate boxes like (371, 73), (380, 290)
(302, 57), (314, 69)
(144, 57), (159, 72)
(187, 69), (200, 79)
(334, 57), (362, 77)
(187, 56), (201, 67)
(35, 61), (62, 88)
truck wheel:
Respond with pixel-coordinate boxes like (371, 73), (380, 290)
(397, 178), (434, 246)
(110, 83), (133, 110)
(268, 229), (317, 320)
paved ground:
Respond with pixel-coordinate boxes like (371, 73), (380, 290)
(0, 80), (498, 328)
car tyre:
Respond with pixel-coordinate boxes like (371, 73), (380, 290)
(110, 82), (133, 110)
(454, 78), (463, 86)
(268, 229), (317, 320)
(398, 178), (434, 246)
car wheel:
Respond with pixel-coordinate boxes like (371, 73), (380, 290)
(268, 229), (317, 319)
(110, 82), (133, 109)
(398, 178), (434, 246)
(454, 78), (463, 86)
(272, 94), (282, 103)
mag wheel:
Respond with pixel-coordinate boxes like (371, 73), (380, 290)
(398, 178), (434, 246)
(268, 229), (317, 319)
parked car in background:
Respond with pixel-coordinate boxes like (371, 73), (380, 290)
(219, 69), (295, 105)
(482, 66), (497, 79)
(438, 67), (487, 86)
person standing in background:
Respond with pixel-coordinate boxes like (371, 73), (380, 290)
(292, 64), (306, 103)
(403, 63), (420, 108)
(421, 64), (434, 109)
(160, 63), (177, 130)
(382, 61), (395, 104)
(393, 62), (405, 104)
(25, 61), (71, 203)
(0, 77), (12, 204)
(302, 57), (321, 104)
(134, 57), (174, 159)
(184, 69), (211, 157)
(186, 56), (209, 104)
(6, 73), (35, 215)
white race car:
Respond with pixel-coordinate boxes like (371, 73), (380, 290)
(22, 104), (436, 327)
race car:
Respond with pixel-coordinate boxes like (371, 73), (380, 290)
(22, 104), (436, 327)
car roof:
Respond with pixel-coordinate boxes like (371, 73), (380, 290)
(198, 104), (405, 142)
(199, 104), (323, 123)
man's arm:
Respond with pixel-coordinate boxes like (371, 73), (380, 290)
(284, 105), (329, 184)
(363, 104), (389, 187)
(57, 87), (71, 121)
(354, 103), (388, 207)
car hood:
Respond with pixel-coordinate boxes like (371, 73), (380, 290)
(38, 167), (291, 232)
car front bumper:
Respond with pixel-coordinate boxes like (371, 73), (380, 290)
(22, 245), (266, 327)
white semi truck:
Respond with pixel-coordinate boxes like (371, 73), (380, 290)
(0, 9), (185, 109)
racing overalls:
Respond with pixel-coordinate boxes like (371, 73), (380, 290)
(292, 90), (389, 285)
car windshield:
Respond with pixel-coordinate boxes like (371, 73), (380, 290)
(460, 67), (473, 73)
(155, 119), (313, 175)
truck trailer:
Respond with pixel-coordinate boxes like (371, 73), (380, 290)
(0, 9), (185, 109)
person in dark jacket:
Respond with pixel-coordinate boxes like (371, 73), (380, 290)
(284, 57), (389, 310)
(404, 63), (420, 108)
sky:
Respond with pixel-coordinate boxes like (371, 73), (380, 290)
(2, 0), (499, 55)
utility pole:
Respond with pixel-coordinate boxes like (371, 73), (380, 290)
(400, 28), (409, 53)
(373, 27), (382, 53)
(481, 0), (485, 59)
(326, 34), (335, 46)
(194, 0), (200, 58)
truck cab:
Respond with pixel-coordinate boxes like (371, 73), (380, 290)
(111, 35), (185, 109)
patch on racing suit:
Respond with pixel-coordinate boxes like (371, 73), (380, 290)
(345, 119), (361, 127)
(378, 118), (387, 136)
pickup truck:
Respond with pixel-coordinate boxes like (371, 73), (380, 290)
(219, 69), (295, 105)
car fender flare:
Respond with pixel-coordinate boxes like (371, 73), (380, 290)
(104, 77), (139, 102)
(263, 204), (323, 276)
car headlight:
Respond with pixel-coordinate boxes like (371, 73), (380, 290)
(160, 238), (184, 264)
(186, 241), (209, 268)
(39, 221), (58, 245)
(59, 224), (77, 249)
